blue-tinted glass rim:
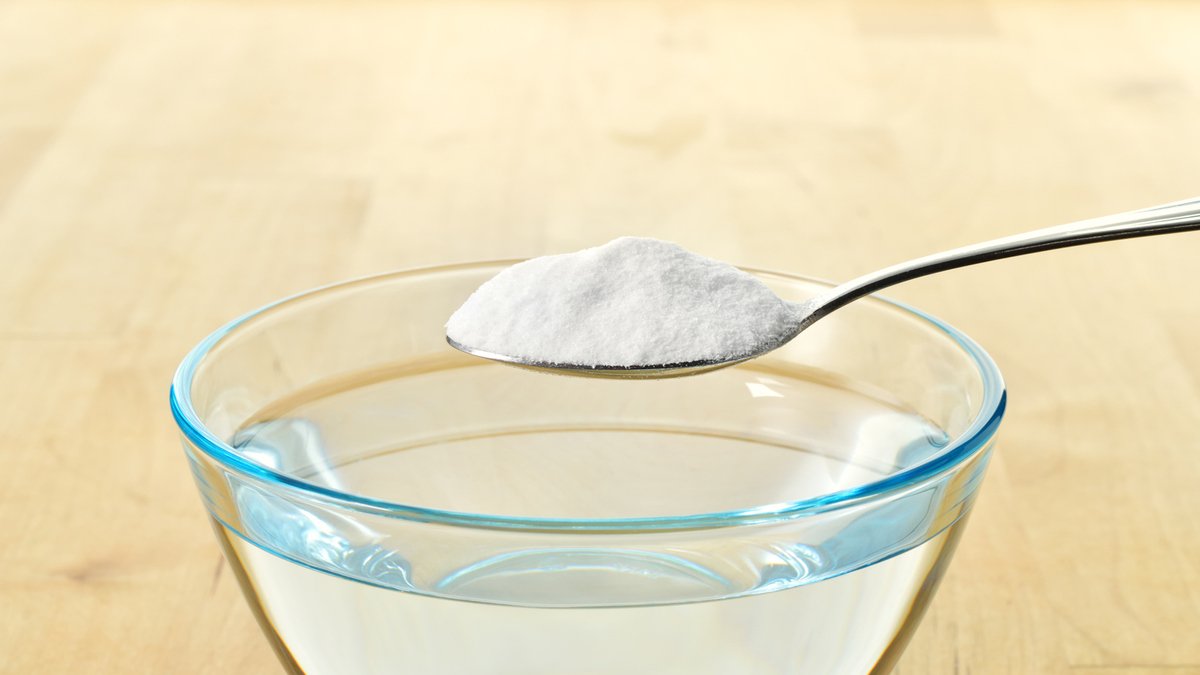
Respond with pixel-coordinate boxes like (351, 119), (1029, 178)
(170, 261), (1006, 532)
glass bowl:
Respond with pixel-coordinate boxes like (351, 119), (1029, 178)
(170, 262), (1004, 674)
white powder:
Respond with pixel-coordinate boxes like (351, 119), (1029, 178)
(446, 237), (800, 367)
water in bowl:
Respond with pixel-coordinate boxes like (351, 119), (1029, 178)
(215, 357), (969, 674)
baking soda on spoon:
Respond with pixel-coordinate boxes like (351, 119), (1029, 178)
(446, 237), (800, 368)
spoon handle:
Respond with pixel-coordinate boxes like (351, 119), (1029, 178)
(798, 196), (1200, 331)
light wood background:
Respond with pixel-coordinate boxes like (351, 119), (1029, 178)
(2, 0), (1198, 673)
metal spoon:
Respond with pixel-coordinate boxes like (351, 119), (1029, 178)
(448, 196), (1200, 379)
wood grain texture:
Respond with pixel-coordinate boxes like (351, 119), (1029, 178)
(1, 0), (1198, 672)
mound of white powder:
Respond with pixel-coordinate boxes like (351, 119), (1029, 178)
(446, 237), (800, 367)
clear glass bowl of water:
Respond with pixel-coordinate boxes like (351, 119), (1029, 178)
(170, 262), (1005, 675)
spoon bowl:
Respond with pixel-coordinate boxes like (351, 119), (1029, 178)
(446, 336), (760, 379)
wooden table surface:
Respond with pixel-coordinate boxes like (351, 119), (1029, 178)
(2, 0), (1199, 673)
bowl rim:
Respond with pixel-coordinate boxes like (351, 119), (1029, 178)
(170, 260), (1006, 532)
